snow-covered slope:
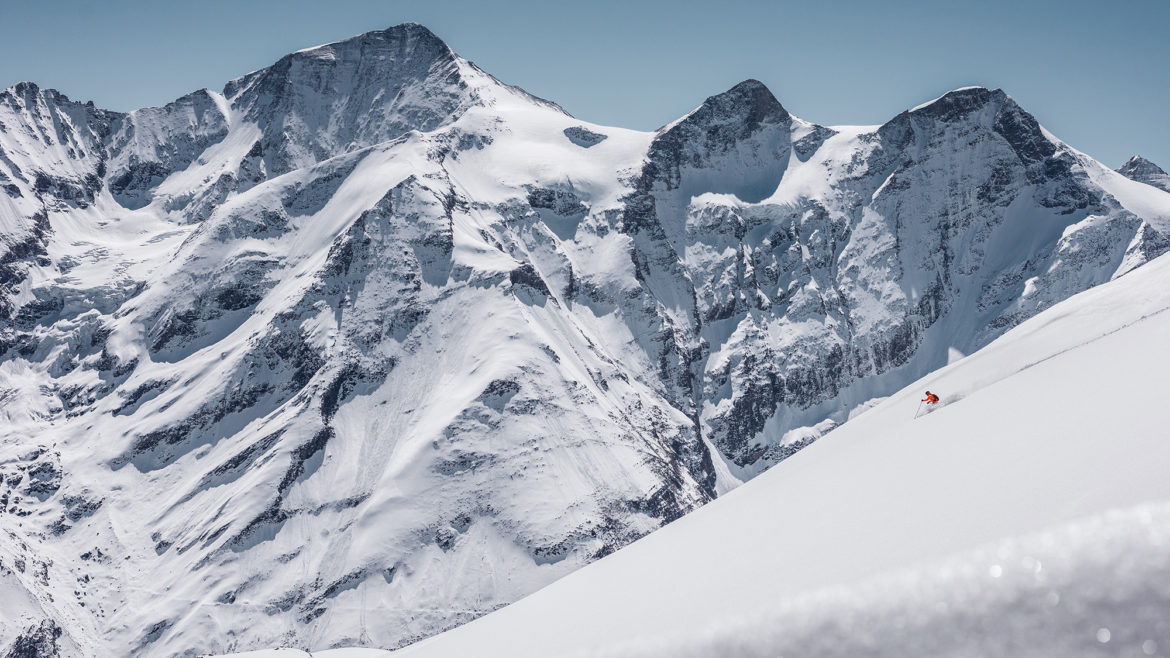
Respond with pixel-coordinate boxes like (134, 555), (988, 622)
(3, 22), (1170, 657)
(391, 247), (1170, 658)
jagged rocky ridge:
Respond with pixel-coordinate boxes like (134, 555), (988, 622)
(1, 24), (1169, 657)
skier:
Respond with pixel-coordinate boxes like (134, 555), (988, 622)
(922, 391), (939, 405)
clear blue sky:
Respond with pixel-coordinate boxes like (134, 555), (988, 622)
(2, 0), (1167, 168)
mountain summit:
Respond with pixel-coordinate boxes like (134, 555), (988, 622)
(223, 23), (477, 175)
(1117, 155), (1170, 193)
(669, 79), (790, 133)
(2, 24), (1170, 657)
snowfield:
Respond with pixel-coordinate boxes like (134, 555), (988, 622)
(378, 249), (1170, 657)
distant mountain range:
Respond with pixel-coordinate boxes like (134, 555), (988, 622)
(2, 22), (1169, 657)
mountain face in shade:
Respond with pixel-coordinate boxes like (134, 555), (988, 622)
(1117, 155), (1170, 193)
(2, 24), (1170, 657)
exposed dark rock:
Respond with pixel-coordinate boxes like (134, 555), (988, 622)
(113, 378), (174, 416)
(0, 210), (52, 321)
(62, 494), (103, 522)
(509, 263), (551, 296)
(793, 125), (836, 160)
(320, 364), (365, 421)
(281, 160), (360, 216)
(24, 460), (62, 500)
(527, 186), (587, 216)
(4, 620), (63, 658)
(432, 449), (499, 476)
(108, 161), (171, 207)
(277, 428), (333, 495)
(194, 429), (286, 491)
(563, 126), (607, 147)
(478, 379), (520, 411)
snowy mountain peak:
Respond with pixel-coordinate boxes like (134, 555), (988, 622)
(1117, 155), (1170, 193)
(882, 86), (1057, 168)
(218, 23), (497, 176)
(625, 77), (803, 240)
(906, 85), (1006, 121)
(307, 22), (450, 57)
(0, 79), (119, 214)
(1119, 155), (1166, 175)
(224, 22), (456, 100)
(667, 78), (790, 134)
(4, 80), (63, 104)
(5, 80), (47, 102)
(0, 80), (111, 119)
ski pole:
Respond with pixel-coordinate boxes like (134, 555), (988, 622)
(914, 401), (924, 419)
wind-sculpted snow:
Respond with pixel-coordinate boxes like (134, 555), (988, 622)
(2, 23), (1170, 657)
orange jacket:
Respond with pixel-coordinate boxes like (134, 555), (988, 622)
(923, 393), (939, 404)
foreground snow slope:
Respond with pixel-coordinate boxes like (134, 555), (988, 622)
(390, 250), (1170, 657)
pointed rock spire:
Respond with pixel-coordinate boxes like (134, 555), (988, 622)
(1117, 156), (1170, 193)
